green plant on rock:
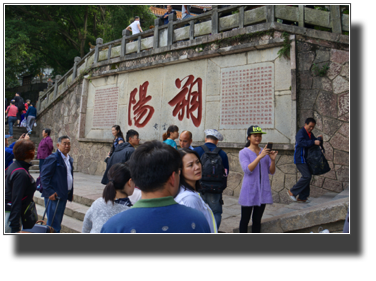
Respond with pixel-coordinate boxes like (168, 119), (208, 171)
(312, 63), (329, 76)
(277, 32), (291, 59)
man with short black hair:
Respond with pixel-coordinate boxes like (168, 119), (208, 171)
(288, 118), (323, 203)
(41, 136), (74, 232)
(126, 16), (143, 35)
(13, 93), (25, 125)
(160, 5), (177, 25)
(101, 130), (138, 185)
(126, 129), (140, 147)
(101, 140), (210, 233)
(194, 129), (229, 229)
(25, 103), (37, 134)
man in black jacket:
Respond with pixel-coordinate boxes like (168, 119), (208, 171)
(101, 142), (135, 185)
(13, 93), (25, 124)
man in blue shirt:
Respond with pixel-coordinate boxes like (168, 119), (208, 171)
(288, 118), (322, 203)
(101, 140), (210, 233)
(194, 129), (229, 229)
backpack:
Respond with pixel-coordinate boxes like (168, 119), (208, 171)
(306, 144), (331, 175)
(199, 145), (227, 194)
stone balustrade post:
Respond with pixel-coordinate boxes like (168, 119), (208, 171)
(266, 5), (275, 23)
(37, 91), (44, 111)
(239, 6), (245, 29)
(73, 56), (81, 79)
(211, 5), (219, 35)
(107, 45), (112, 60)
(330, 5), (342, 34)
(153, 18), (161, 49)
(94, 38), (103, 64)
(167, 13), (177, 46)
(53, 75), (62, 99)
(189, 19), (195, 40)
(137, 35), (142, 53)
(298, 5), (305, 27)
(121, 29), (127, 57)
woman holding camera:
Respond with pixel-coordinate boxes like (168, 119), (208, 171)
(238, 125), (278, 233)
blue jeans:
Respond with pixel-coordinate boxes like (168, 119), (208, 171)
(8, 116), (17, 136)
(200, 193), (223, 228)
(44, 197), (67, 233)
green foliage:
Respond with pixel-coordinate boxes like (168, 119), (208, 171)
(277, 32), (291, 59)
(5, 5), (156, 88)
(312, 63), (329, 76)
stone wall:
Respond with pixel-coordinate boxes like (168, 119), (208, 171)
(296, 36), (349, 196)
(35, 27), (349, 204)
(222, 36), (349, 203)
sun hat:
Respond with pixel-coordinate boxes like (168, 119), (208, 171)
(247, 125), (267, 135)
(204, 129), (223, 141)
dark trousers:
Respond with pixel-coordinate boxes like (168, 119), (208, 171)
(39, 159), (45, 172)
(290, 163), (312, 200)
(239, 204), (266, 233)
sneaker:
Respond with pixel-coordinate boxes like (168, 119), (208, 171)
(287, 190), (297, 201)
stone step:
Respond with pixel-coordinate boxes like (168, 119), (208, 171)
(232, 194), (349, 233)
(331, 187), (349, 201)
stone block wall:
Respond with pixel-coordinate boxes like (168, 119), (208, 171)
(296, 36), (349, 196)
(35, 28), (349, 204)
(34, 81), (112, 178)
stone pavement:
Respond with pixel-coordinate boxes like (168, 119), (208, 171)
(30, 171), (349, 233)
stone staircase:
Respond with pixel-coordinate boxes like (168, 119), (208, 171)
(6, 125), (47, 173)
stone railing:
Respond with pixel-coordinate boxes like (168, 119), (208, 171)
(37, 5), (349, 113)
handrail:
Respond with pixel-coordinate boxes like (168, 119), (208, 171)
(37, 5), (349, 114)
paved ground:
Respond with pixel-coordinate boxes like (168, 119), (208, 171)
(30, 171), (289, 233)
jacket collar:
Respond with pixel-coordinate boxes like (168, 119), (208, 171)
(14, 160), (33, 170)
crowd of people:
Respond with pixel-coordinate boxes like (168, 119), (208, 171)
(5, 93), (37, 138)
(4, 115), (349, 233)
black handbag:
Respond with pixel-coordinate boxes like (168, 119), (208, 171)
(306, 144), (331, 175)
(21, 201), (38, 229)
(22, 197), (60, 233)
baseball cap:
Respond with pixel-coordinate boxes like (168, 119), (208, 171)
(204, 129), (223, 141)
(247, 125), (267, 135)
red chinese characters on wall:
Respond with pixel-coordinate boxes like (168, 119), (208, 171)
(168, 75), (202, 127)
(128, 81), (155, 128)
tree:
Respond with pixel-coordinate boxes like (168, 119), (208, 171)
(5, 5), (156, 88)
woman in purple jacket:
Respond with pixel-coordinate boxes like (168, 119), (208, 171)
(37, 128), (53, 172)
(238, 125), (278, 233)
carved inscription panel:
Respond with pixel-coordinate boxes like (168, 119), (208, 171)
(93, 87), (119, 128)
(220, 62), (275, 129)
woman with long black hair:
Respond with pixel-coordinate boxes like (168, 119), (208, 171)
(82, 163), (135, 233)
(174, 148), (217, 233)
(107, 125), (125, 158)
(162, 125), (179, 149)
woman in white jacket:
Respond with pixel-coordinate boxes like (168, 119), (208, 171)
(82, 163), (135, 233)
(174, 148), (217, 233)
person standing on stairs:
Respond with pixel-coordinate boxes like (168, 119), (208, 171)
(40, 135), (74, 233)
(37, 128), (53, 172)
